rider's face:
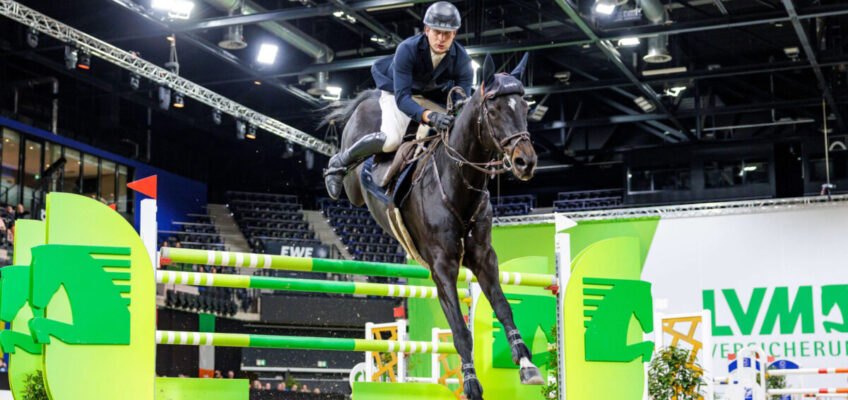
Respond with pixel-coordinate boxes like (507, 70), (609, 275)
(425, 27), (456, 54)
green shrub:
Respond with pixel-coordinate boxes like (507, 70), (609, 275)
(22, 370), (49, 400)
(648, 346), (703, 400)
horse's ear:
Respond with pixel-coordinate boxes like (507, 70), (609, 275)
(510, 52), (529, 82)
(481, 54), (496, 87)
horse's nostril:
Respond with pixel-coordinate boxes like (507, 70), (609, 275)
(514, 157), (527, 168)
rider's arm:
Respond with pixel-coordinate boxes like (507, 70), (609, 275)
(393, 44), (428, 123)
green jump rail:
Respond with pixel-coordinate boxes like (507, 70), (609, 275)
(155, 330), (457, 354)
(160, 247), (555, 288)
(155, 270), (469, 299)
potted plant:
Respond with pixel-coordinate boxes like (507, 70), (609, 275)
(647, 346), (703, 400)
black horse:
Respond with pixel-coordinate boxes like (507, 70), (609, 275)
(322, 54), (539, 400)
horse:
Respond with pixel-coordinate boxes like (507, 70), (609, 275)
(322, 54), (540, 400)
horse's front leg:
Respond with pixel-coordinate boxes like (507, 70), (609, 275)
(431, 255), (484, 400)
(465, 219), (544, 385)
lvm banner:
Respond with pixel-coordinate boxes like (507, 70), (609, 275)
(639, 205), (848, 388)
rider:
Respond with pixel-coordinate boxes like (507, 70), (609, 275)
(324, 1), (473, 199)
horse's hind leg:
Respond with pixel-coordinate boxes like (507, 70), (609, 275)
(431, 257), (483, 400)
(466, 242), (545, 385)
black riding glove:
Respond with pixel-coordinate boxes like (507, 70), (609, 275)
(427, 112), (455, 131)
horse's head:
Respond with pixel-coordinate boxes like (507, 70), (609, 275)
(476, 53), (537, 181)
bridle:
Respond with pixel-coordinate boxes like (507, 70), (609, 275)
(441, 81), (531, 176)
(416, 82), (532, 236)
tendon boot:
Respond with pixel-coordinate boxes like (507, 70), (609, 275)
(324, 132), (387, 199)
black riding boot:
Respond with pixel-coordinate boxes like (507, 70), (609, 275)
(323, 132), (387, 199)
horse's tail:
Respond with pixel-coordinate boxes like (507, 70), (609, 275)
(319, 89), (381, 129)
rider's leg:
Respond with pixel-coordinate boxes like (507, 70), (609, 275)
(323, 91), (409, 199)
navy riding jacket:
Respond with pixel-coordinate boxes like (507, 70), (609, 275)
(371, 33), (474, 123)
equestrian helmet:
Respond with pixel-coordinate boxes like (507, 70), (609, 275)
(423, 2), (461, 31)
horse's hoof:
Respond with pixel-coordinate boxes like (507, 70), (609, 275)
(464, 377), (484, 400)
(520, 365), (545, 385)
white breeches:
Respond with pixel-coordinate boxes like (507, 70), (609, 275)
(378, 90), (446, 152)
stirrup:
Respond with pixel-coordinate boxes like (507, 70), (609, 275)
(322, 166), (346, 178)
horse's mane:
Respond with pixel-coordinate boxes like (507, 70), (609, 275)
(318, 89), (381, 129)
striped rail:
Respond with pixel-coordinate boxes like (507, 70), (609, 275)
(156, 270), (468, 299)
(155, 330), (457, 354)
(161, 247), (556, 288)
(768, 388), (848, 395)
(768, 368), (848, 376)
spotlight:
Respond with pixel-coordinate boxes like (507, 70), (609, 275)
(236, 120), (246, 140)
(321, 86), (342, 101)
(633, 96), (656, 112)
(158, 86), (171, 111)
(594, 2), (616, 15)
(129, 73), (141, 90)
(151, 0), (195, 19)
(617, 37), (640, 47)
(77, 51), (91, 70)
(282, 141), (294, 158)
(64, 46), (78, 70)
(256, 43), (279, 65)
(26, 28), (38, 48)
(212, 109), (222, 125)
(246, 124), (257, 140)
(664, 86), (687, 97)
(173, 92), (184, 108)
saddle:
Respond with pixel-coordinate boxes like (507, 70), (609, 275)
(360, 136), (421, 208)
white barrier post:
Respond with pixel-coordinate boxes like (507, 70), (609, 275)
(140, 198), (158, 269)
(365, 322), (374, 382)
(431, 327), (441, 384)
(554, 214), (576, 400)
(397, 318), (407, 383)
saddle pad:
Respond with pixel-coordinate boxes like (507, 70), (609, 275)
(360, 156), (418, 208)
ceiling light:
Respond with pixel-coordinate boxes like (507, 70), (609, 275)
(743, 165), (758, 172)
(642, 66), (687, 76)
(321, 86), (342, 101)
(282, 141), (294, 158)
(594, 3), (616, 15)
(365, 2), (413, 12)
(253, 81), (262, 85)
(257, 43), (279, 65)
(332, 10), (356, 23)
(77, 51), (91, 70)
(152, 0), (194, 19)
(236, 120), (247, 140)
(173, 92), (185, 108)
(151, 0), (172, 10)
(219, 25), (247, 50)
(784, 46), (800, 60)
(618, 37), (640, 47)
(212, 109), (222, 125)
(157, 86), (171, 111)
(26, 28), (38, 48)
(664, 86), (686, 97)
(129, 73), (141, 90)
(633, 96), (656, 112)
(246, 124), (257, 140)
(64, 46), (78, 70)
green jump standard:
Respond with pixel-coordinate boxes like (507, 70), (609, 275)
(156, 270), (469, 299)
(155, 331), (458, 354)
(161, 247), (556, 288)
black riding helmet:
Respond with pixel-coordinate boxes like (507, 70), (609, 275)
(423, 1), (461, 31)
